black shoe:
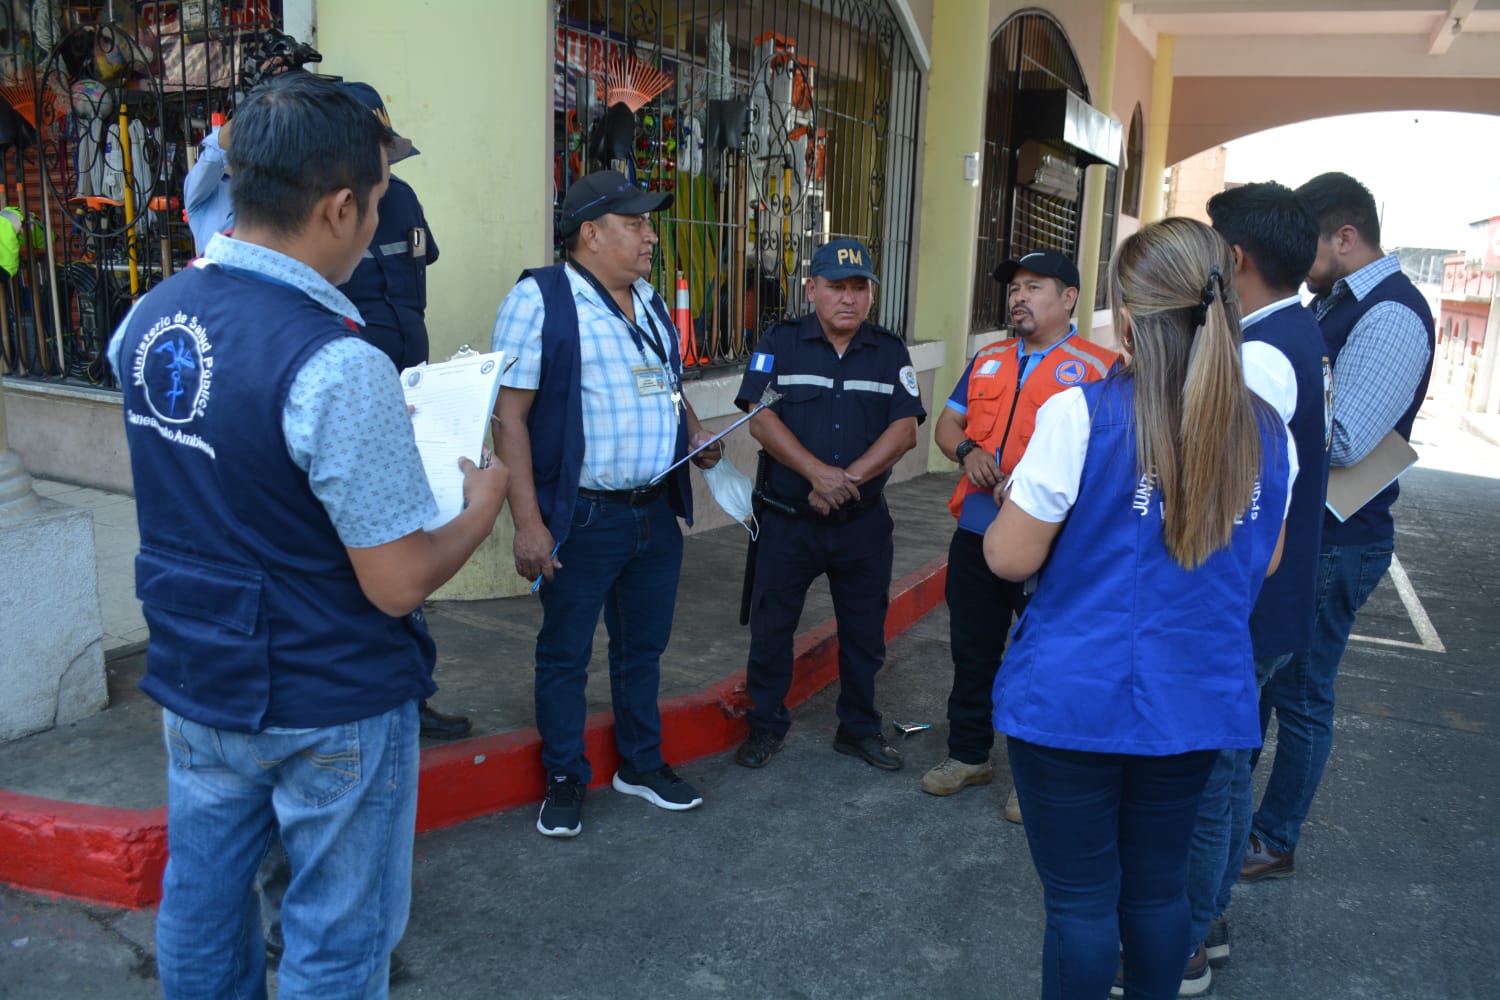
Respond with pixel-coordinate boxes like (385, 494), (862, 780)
(536, 774), (585, 837)
(734, 728), (785, 768)
(1205, 916), (1230, 965)
(832, 725), (903, 771)
(418, 701), (472, 741)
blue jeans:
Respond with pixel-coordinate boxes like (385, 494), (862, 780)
(1253, 540), (1392, 854)
(535, 493), (683, 783)
(156, 702), (419, 1000)
(1185, 653), (1291, 945)
(1008, 737), (1216, 1000)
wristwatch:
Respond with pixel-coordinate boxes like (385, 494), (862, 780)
(955, 438), (979, 464)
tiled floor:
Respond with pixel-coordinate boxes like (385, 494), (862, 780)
(32, 479), (147, 655)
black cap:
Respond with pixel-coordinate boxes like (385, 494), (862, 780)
(342, 82), (418, 163)
(559, 171), (673, 237)
(993, 249), (1080, 289)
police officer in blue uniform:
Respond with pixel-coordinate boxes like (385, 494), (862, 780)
(733, 239), (926, 771)
(336, 82), (468, 741)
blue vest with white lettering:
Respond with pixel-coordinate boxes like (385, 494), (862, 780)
(519, 264), (692, 548)
(119, 263), (434, 733)
(992, 376), (1289, 756)
(1315, 271), (1434, 546)
(1245, 304), (1331, 658)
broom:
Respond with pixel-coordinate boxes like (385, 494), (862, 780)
(605, 52), (672, 113)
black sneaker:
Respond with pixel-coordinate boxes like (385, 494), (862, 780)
(734, 728), (785, 768)
(832, 725), (903, 771)
(536, 774), (585, 837)
(612, 765), (704, 811)
(1205, 916), (1230, 965)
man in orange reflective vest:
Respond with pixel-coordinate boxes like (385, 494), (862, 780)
(922, 250), (1118, 820)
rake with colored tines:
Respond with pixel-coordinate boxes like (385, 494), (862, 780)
(605, 51), (672, 113)
(0, 76), (59, 130)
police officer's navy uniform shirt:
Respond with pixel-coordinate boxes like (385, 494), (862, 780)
(342, 176), (439, 372)
(735, 311), (926, 501)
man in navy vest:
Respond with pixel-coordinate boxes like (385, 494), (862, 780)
(110, 75), (508, 997)
(1182, 182), (1332, 981)
(1243, 171), (1435, 881)
(491, 170), (721, 839)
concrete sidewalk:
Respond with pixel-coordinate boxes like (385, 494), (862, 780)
(2, 407), (1498, 999)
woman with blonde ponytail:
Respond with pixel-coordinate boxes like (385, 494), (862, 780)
(982, 217), (1295, 1000)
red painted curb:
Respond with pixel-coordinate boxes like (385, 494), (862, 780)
(1, 555), (948, 909)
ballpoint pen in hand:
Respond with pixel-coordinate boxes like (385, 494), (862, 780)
(531, 541), (561, 594)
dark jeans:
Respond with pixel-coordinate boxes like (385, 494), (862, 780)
(745, 502), (893, 738)
(1185, 652), (1291, 945)
(534, 493), (683, 784)
(944, 528), (1029, 763)
(1008, 737), (1216, 1000)
(1253, 540), (1393, 853)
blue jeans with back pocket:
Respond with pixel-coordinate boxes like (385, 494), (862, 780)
(155, 701), (419, 1000)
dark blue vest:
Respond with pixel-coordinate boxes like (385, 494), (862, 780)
(1246, 305), (1332, 658)
(519, 264), (692, 547)
(341, 176), (437, 372)
(1315, 270), (1434, 546)
(993, 376), (1289, 755)
(119, 263), (434, 733)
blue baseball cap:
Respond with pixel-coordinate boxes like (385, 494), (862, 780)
(811, 238), (879, 283)
(343, 82), (419, 163)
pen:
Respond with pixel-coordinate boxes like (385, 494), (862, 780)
(531, 541), (561, 594)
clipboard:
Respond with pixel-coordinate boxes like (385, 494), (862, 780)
(401, 347), (506, 529)
(1325, 430), (1418, 522)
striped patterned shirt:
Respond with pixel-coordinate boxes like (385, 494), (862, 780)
(1313, 253), (1432, 467)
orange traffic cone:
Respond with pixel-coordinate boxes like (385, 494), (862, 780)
(674, 271), (700, 366)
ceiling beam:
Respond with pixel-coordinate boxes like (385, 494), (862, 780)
(1429, 0), (1478, 55)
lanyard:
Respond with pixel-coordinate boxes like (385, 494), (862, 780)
(568, 261), (672, 371)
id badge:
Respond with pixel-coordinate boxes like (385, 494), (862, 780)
(632, 365), (668, 396)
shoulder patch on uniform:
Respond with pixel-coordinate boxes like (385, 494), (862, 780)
(899, 365), (919, 397)
(750, 352), (774, 373)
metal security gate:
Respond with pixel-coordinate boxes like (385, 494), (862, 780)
(0, 0), (286, 385)
(555, 0), (921, 371)
(970, 10), (1089, 334)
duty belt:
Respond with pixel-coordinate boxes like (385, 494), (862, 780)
(758, 490), (880, 525)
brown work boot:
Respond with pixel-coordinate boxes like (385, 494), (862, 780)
(1004, 787), (1023, 824)
(920, 756), (993, 795)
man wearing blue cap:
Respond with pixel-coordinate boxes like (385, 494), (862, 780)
(733, 238), (926, 771)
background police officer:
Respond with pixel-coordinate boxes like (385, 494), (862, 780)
(923, 250), (1116, 820)
(733, 239), (926, 772)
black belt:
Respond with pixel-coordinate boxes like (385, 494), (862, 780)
(578, 484), (665, 508)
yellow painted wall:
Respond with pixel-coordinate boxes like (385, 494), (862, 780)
(316, 0), (552, 598)
(917, 0), (989, 472)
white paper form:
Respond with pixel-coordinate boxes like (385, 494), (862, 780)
(400, 351), (506, 530)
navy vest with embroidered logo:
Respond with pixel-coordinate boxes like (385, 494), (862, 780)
(1315, 270), (1434, 547)
(119, 263), (434, 733)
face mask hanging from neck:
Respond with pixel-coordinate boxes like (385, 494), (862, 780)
(701, 456), (759, 539)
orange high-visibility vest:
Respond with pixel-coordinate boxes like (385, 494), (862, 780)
(947, 334), (1118, 520)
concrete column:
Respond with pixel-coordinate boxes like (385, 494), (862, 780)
(1075, 0), (1121, 339)
(0, 381), (40, 519)
(917, 0), (988, 472)
(1140, 33), (1175, 224)
(315, 0), (552, 598)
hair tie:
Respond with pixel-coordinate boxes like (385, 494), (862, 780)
(1190, 264), (1225, 328)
